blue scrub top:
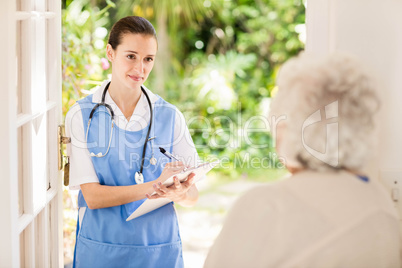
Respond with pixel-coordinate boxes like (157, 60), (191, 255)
(73, 94), (184, 268)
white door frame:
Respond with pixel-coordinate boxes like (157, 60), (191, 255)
(0, 0), (63, 266)
(0, 1), (19, 266)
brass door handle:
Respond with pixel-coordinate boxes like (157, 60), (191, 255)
(58, 125), (71, 186)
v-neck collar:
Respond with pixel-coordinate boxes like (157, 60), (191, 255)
(91, 80), (159, 129)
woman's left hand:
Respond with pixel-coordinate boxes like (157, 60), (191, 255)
(146, 173), (196, 203)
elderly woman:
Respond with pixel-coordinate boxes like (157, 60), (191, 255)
(204, 53), (400, 267)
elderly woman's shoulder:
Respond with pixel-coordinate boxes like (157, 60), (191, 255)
(232, 176), (296, 212)
(239, 171), (311, 198)
(235, 169), (394, 213)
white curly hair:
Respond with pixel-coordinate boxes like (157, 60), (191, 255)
(269, 52), (380, 172)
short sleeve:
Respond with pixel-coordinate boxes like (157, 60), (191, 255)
(172, 108), (199, 167)
(65, 102), (99, 190)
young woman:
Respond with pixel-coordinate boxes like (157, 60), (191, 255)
(66, 16), (199, 267)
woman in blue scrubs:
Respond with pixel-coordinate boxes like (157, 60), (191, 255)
(66, 16), (199, 268)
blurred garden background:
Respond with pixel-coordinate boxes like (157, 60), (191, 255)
(62, 0), (305, 266)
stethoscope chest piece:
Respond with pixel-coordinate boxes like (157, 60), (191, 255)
(135, 171), (144, 184)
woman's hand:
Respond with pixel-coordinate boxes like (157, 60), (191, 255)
(146, 173), (197, 204)
(156, 161), (187, 183)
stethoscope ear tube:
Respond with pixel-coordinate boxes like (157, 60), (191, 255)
(86, 118), (115, 158)
(89, 104), (102, 119)
(103, 103), (115, 120)
(89, 83), (115, 121)
(86, 82), (153, 184)
(139, 86), (153, 176)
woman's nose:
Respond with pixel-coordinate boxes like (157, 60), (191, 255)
(133, 60), (144, 73)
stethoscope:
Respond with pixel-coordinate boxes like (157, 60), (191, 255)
(85, 81), (157, 184)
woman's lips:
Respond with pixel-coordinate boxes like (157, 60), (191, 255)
(129, 75), (143, 82)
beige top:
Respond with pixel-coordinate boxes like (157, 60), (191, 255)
(204, 171), (400, 268)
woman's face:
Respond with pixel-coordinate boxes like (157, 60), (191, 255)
(107, 33), (157, 90)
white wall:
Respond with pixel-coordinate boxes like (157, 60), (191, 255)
(306, 0), (402, 216)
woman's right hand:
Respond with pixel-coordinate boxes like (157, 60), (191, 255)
(156, 161), (187, 184)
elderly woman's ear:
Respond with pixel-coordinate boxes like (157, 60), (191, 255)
(274, 121), (304, 174)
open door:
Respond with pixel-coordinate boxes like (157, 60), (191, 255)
(0, 0), (63, 266)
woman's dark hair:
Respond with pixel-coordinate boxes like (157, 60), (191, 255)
(108, 16), (157, 49)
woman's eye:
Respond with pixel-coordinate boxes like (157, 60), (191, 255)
(146, 57), (154, 62)
(127, 55), (135, 59)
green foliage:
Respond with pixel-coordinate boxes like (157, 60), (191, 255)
(159, 0), (305, 176)
(117, 0), (206, 29)
(62, 0), (115, 114)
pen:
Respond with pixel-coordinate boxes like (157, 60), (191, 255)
(159, 147), (180, 162)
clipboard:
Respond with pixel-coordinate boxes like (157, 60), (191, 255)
(126, 161), (219, 221)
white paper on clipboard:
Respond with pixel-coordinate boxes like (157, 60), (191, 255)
(126, 161), (219, 221)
